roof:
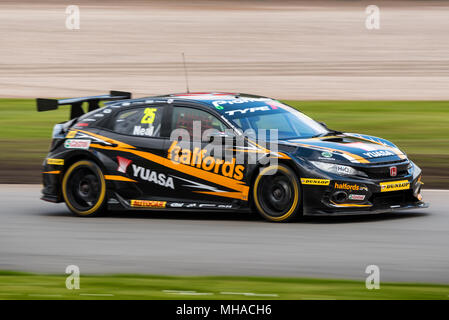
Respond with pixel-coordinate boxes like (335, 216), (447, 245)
(106, 91), (279, 115)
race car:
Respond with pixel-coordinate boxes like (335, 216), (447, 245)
(37, 91), (428, 222)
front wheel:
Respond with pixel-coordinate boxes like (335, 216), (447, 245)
(252, 164), (301, 222)
(62, 160), (107, 217)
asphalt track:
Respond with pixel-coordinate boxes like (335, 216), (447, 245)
(0, 185), (448, 283)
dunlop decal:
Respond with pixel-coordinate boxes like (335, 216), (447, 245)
(380, 180), (410, 192)
(47, 158), (64, 165)
(300, 178), (330, 186)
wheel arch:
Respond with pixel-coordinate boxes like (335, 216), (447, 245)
(248, 157), (304, 215)
(62, 151), (107, 178)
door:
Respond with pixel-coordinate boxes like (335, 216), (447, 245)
(163, 105), (249, 206)
(102, 105), (174, 199)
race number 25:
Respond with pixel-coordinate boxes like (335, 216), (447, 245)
(141, 108), (157, 124)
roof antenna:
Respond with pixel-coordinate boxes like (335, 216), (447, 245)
(182, 52), (190, 93)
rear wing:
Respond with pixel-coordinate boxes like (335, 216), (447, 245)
(36, 91), (132, 120)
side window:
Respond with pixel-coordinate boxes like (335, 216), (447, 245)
(171, 107), (226, 138)
(113, 107), (163, 137)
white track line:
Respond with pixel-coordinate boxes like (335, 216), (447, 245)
(163, 290), (214, 295)
(28, 294), (63, 297)
(220, 292), (279, 297)
(166, 292), (214, 296)
(79, 293), (114, 297)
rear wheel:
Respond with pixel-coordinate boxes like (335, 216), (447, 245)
(62, 160), (107, 217)
(252, 164), (301, 222)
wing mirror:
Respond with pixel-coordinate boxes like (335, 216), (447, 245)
(318, 121), (328, 129)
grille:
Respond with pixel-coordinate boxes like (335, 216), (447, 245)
(358, 160), (410, 180)
(370, 190), (416, 207)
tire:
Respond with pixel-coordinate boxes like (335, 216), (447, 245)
(252, 164), (301, 222)
(62, 160), (107, 217)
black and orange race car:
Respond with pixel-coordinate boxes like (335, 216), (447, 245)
(37, 91), (428, 222)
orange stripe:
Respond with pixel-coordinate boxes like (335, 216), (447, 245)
(330, 201), (372, 208)
(83, 130), (250, 200)
(77, 129), (136, 150)
(195, 190), (249, 200)
(293, 142), (370, 163)
(90, 143), (249, 200)
(349, 135), (407, 160)
(43, 171), (61, 174)
(247, 140), (291, 159)
(105, 175), (137, 182)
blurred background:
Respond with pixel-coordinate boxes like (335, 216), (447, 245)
(0, 0), (448, 187)
(1, 0), (449, 300)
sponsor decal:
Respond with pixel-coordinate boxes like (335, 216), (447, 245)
(199, 204), (216, 208)
(47, 158), (64, 165)
(348, 194), (366, 201)
(185, 203), (197, 208)
(133, 125), (155, 136)
(300, 178), (330, 186)
(132, 164), (175, 189)
(321, 151), (333, 158)
(169, 203), (184, 208)
(212, 97), (271, 109)
(167, 141), (245, 181)
(107, 198), (119, 204)
(117, 156), (132, 173)
(130, 200), (166, 208)
(83, 118), (97, 122)
(75, 123), (89, 127)
(363, 150), (394, 158)
(64, 139), (90, 149)
(217, 204), (233, 209)
(103, 109), (112, 114)
(360, 186), (369, 191)
(66, 131), (77, 138)
(93, 114), (104, 117)
(380, 180), (410, 192)
(334, 182), (360, 191)
(345, 142), (379, 152)
(224, 106), (271, 116)
(336, 165), (353, 175)
(390, 166), (397, 177)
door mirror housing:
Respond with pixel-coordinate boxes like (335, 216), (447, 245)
(318, 121), (328, 129)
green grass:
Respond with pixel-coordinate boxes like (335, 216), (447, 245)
(0, 271), (448, 300)
(0, 99), (448, 185)
(1, 99), (448, 155)
(284, 100), (449, 156)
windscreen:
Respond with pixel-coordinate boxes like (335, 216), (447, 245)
(219, 100), (328, 140)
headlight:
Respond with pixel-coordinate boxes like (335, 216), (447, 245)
(310, 161), (367, 177)
(407, 161), (414, 174)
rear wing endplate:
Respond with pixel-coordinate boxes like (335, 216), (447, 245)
(36, 91), (132, 119)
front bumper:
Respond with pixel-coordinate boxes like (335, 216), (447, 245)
(301, 168), (427, 216)
(307, 201), (429, 216)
